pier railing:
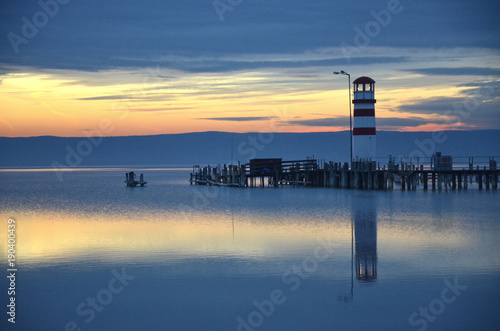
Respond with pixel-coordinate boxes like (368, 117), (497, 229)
(362, 156), (499, 171)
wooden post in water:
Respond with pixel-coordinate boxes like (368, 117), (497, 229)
(241, 165), (246, 187)
(340, 167), (344, 188)
(332, 163), (337, 188)
(423, 173), (428, 190)
(323, 167), (327, 187)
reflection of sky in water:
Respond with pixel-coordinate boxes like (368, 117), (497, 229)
(0, 170), (499, 330)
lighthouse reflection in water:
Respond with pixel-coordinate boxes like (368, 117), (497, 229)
(354, 197), (377, 282)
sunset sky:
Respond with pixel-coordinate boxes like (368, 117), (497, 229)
(1, 0), (499, 137)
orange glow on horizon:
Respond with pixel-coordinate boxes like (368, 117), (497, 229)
(0, 67), (483, 137)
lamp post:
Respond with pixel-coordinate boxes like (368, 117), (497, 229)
(334, 70), (352, 165)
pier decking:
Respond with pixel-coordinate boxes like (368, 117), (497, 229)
(190, 156), (499, 190)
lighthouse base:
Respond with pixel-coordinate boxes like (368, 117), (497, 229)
(353, 135), (376, 161)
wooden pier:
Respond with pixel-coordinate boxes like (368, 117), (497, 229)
(190, 156), (499, 191)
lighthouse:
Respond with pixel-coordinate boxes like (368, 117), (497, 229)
(352, 77), (376, 161)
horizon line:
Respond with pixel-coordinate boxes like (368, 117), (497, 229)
(1, 129), (499, 139)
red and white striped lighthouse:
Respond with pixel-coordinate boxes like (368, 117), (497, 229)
(352, 77), (376, 161)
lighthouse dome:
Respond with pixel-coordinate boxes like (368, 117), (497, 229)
(353, 76), (375, 84)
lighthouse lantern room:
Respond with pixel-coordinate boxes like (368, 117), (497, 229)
(352, 76), (377, 161)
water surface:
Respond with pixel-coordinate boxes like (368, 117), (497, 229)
(0, 169), (499, 330)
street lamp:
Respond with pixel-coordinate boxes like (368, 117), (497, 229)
(334, 70), (353, 165)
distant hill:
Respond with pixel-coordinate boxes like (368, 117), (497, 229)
(0, 130), (499, 168)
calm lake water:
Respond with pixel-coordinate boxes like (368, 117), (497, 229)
(0, 169), (499, 331)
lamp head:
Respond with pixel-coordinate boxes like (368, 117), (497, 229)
(333, 72), (340, 75)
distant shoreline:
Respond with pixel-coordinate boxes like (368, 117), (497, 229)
(0, 166), (192, 172)
(1, 130), (499, 168)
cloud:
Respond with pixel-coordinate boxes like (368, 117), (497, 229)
(111, 107), (193, 112)
(59, 80), (89, 86)
(396, 97), (463, 115)
(288, 117), (450, 128)
(174, 56), (408, 73)
(394, 96), (499, 123)
(459, 80), (500, 98)
(393, 79), (498, 113)
(1, 0), (499, 72)
(403, 67), (500, 77)
(389, 80), (500, 128)
(78, 95), (133, 101)
(1, 54), (409, 74)
(288, 117), (348, 127)
(200, 117), (276, 122)
(0, 66), (13, 76)
(377, 117), (449, 127)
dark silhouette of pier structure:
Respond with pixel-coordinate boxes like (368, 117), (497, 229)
(190, 155), (499, 191)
